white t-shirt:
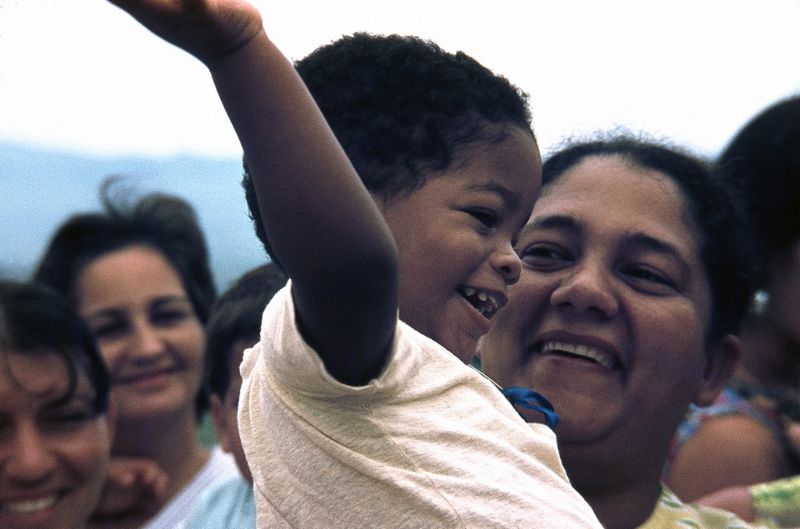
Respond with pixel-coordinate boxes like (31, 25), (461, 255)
(142, 447), (238, 529)
(178, 475), (254, 529)
(239, 283), (602, 529)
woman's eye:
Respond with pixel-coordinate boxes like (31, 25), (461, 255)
(152, 308), (189, 326)
(40, 410), (94, 433)
(518, 243), (570, 269)
(624, 265), (676, 291)
(466, 209), (498, 228)
(91, 320), (127, 339)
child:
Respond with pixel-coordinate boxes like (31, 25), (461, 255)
(181, 263), (287, 528)
(106, 1), (602, 527)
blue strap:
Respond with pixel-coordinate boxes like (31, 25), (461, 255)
(502, 386), (560, 429)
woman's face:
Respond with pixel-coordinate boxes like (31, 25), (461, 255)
(0, 351), (112, 529)
(480, 155), (722, 454)
(76, 245), (205, 426)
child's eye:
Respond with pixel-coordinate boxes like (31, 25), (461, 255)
(466, 208), (498, 229)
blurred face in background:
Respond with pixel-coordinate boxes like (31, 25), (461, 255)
(210, 338), (252, 484)
(0, 350), (112, 529)
(76, 244), (205, 425)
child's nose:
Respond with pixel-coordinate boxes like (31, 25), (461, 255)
(491, 243), (522, 285)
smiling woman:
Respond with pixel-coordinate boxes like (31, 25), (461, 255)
(32, 180), (238, 529)
(0, 280), (112, 529)
(479, 135), (755, 529)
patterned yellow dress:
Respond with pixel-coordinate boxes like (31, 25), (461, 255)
(640, 487), (759, 529)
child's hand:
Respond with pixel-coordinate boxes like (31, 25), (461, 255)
(107, 0), (263, 62)
(93, 457), (169, 518)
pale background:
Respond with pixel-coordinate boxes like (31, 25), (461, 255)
(1, 0), (799, 284)
(3, 0), (799, 157)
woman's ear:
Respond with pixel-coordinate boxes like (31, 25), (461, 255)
(693, 334), (741, 407)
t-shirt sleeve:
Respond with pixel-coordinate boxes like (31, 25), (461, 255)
(241, 280), (418, 404)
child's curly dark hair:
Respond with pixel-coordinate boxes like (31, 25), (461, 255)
(243, 32), (533, 262)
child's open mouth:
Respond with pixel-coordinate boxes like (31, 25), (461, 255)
(459, 286), (503, 319)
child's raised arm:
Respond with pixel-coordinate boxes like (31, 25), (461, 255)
(108, 0), (398, 385)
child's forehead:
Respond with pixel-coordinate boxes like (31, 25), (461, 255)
(450, 124), (538, 160)
(434, 127), (541, 199)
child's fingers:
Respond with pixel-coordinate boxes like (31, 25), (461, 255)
(134, 464), (169, 513)
(104, 0), (262, 63)
(107, 0), (213, 17)
(139, 462), (169, 491)
(106, 0), (174, 16)
(152, 470), (169, 499)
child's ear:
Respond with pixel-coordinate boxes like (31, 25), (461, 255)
(209, 394), (232, 453)
(693, 334), (741, 407)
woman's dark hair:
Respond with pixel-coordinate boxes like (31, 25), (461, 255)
(542, 134), (754, 343)
(716, 95), (800, 286)
(243, 32), (533, 261)
(206, 263), (287, 398)
(33, 178), (216, 415)
(0, 279), (110, 414)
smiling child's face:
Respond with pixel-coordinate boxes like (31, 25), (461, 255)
(376, 126), (541, 363)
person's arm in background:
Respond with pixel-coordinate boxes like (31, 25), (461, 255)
(697, 422), (800, 526)
(667, 414), (788, 501)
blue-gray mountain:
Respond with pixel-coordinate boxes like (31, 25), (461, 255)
(0, 140), (268, 291)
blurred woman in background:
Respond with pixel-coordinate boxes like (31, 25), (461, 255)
(34, 181), (237, 529)
(0, 279), (113, 529)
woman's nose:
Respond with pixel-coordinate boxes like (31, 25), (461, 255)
(130, 320), (167, 359)
(550, 261), (618, 318)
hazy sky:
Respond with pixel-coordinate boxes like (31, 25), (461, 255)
(2, 0), (799, 158)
